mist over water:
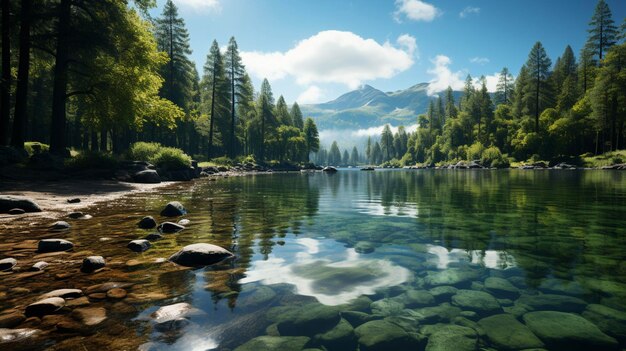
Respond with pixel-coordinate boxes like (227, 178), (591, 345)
(319, 123), (418, 151)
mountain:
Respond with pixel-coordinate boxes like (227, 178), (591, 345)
(301, 83), (463, 130)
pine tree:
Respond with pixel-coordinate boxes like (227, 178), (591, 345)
(586, 0), (618, 62)
(512, 65), (530, 118)
(478, 76), (494, 141)
(256, 78), (275, 161)
(303, 117), (319, 162)
(380, 124), (395, 162)
(291, 102), (304, 130)
(445, 86), (458, 120)
(275, 96), (292, 126)
(350, 146), (359, 165)
(224, 36), (245, 157)
(365, 136), (372, 164)
(524, 42), (553, 131)
(495, 67), (514, 105)
(202, 40), (229, 159)
(329, 141), (341, 165)
(372, 141), (382, 165)
(342, 149), (349, 166)
(551, 46), (577, 97)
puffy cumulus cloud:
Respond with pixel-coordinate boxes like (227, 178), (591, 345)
(241, 31), (416, 89)
(470, 57), (490, 65)
(394, 0), (440, 22)
(474, 73), (503, 93)
(175, 0), (221, 12)
(426, 55), (465, 95)
(297, 86), (325, 104)
(459, 6), (480, 18)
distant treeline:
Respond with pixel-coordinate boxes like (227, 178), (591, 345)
(318, 0), (626, 167)
(0, 0), (320, 163)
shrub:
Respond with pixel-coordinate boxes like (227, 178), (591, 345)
(65, 152), (119, 170)
(127, 142), (161, 162)
(466, 142), (485, 161)
(24, 142), (50, 156)
(211, 156), (234, 166)
(152, 147), (192, 170)
(481, 146), (510, 168)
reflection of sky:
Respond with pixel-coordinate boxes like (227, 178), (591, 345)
(353, 199), (419, 218)
(240, 238), (411, 305)
(427, 244), (517, 270)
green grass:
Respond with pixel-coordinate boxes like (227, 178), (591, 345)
(24, 142), (49, 156)
(582, 150), (626, 168)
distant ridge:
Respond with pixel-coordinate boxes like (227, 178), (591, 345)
(300, 83), (463, 130)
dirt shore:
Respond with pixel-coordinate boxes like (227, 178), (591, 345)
(0, 179), (178, 224)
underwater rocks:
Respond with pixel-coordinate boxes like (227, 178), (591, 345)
(25, 297), (65, 317)
(0, 257), (17, 271)
(478, 314), (544, 350)
(37, 239), (74, 253)
(354, 241), (375, 254)
(70, 307), (107, 326)
(40, 289), (83, 299)
(312, 318), (356, 351)
(160, 201), (186, 217)
(168, 243), (234, 267)
(132, 170), (161, 184)
(516, 293), (587, 313)
(277, 304), (341, 336)
(151, 302), (205, 332)
(451, 290), (502, 316)
(483, 277), (519, 298)
(127, 240), (151, 253)
(425, 325), (477, 351)
(523, 311), (619, 350)
(157, 221), (184, 233)
(138, 216), (157, 229)
(144, 233), (163, 241)
(49, 221), (71, 231)
(423, 268), (481, 287)
(0, 195), (42, 213)
(582, 304), (626, 341)
(354, 320), (420, 351)
(234, 336), (310, 351)
(80, 256), (106, 273)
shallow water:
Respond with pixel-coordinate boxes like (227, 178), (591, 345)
(2, 169), (626, 350)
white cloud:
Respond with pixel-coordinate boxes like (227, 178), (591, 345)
(473, 73), (505, 93)
(297, 86), (325, 104)
(352, 124), (417, 137)
(470, 57), (490, 65)
(241, 31), (416, 89)
(394, 0), (440, 22)
(459, 6), (480, 18)
(175, 0), (221, 12)
(426, 55), (465, 95)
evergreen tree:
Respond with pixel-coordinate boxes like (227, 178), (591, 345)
(495, 67), (514, 105)
(201, 40), (229, 159)
(365, 136), (372, 163)
(329, 141), (341, 165)
(0, 0), (10, 145)
(380, 124), (394, 162)
(586, 0), (618, 62)
(350, 146), (359, 165)
(303, 117), (319, 162)
(275, 96), (292, 126)
(224, 36), (245, 157)
(342, 149), (349, 166)
(578, 47), (597, 93)
(513, 65), (530, 117)
(445, 86), (458, 120)
(524, 42), (553, 131)
(256, 78), (275, 161)
(291, 102), (304, 130)
(371, 141), (382, 165)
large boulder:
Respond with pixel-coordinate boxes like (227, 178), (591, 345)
(354, 320), (419, 351)
(138, 216), (157, 229)
(582, 304), (626, 341)
(168, 243), (233, 267)
(484, 277), (519, 298)
(25, 297), (65, 317)
(80, 256), (106, 273)
(234, 336), (310, 351)
(478, 314), (544, 350)
(160, 201), (186, 217)
(523, 311), (618, 350)
(37, 239), (74, 253)
(40, 289), (83, 299)
(451, 290), (501, 316)
(423, 268), (481, 287)
(276, 304), (340, 336)
(132, 170), (161, 184)
(0, 195), (42, 213)
(157, 221), (185, 233)
(312, 318), (356, 351)
(425, 325), (477, 351)
(127, 240), (151, 253)
(396, 289), (435, 308)
(0, 257), (17, 272)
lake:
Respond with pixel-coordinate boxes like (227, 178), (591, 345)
(2, 169), (626, 350)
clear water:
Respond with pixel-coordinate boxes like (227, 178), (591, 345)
(2, 169), (626, 350)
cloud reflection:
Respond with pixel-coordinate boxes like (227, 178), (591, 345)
(427, 244), (517, 270)
(240, 238), (411, 305)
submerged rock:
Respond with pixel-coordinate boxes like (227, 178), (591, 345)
(354, 320), (419, 351)
(25, 297), (65, 317)
(127, 240), (151, 253)
(144, 233), (164, 241)
(0, 195), (42, 213)
(168, 243), (234, 267)
(8, 208), (25, 215)
(0, 257), (17, 271)
(523, 311), (618, 350)
(370, 298), (404, 317)
(354, 241), (375, 254)
(341, 311), (383, 328)
(582, 304), (626, 341)
(234, 336), (310, 351)
(138, 216), (157, 229)
(424, 268), (481, 287)
(451, 289), (501, 316)
(0, 313), (26, 328)
(37, 239), (74, 253)
(425, 325), (477, 351)
(151, 302), (205, 332)
(277, 304), (340, 336)
(406, 303), (461, 324)
(40, 288), (83, 299)
(397, 289), (435, 308)
(71, 307), (107, 326)
(516, 293), (587, 312)
(50, 221), (71, 231)
(160, 201), (186, 217)
(178, 219), (190, 226)
(157, 221), (185, 233)
(0, 328), (40, 345)
(429, 286), (458, 302)
(67, 212), (91, 219)
(133, 170), (161, 184)
(478, 313), (544, 350)
(80, 256), (106, 273)
(484, 277), (519, 298)
(312, 318), (356, 351)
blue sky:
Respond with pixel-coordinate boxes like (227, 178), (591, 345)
(151, 0), (626, 105)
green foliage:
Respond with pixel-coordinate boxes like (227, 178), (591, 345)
(467, 142), (485, 161)
(481, 146), (510, 168)
(127, 142), (191, 170)
(24, 142), (50, 156)
(65, 152), (119, 170)
(127, 142), (161, 162)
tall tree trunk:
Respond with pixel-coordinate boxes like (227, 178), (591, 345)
(230, 53), (235, 158)
(207, 66), (216, 160)
(11, 0), (32, 149)
(49, 0), (71, 155)
(0, 0), (9, 145)
(100, 127), (107, 152)
(90, 129), (98, 152)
